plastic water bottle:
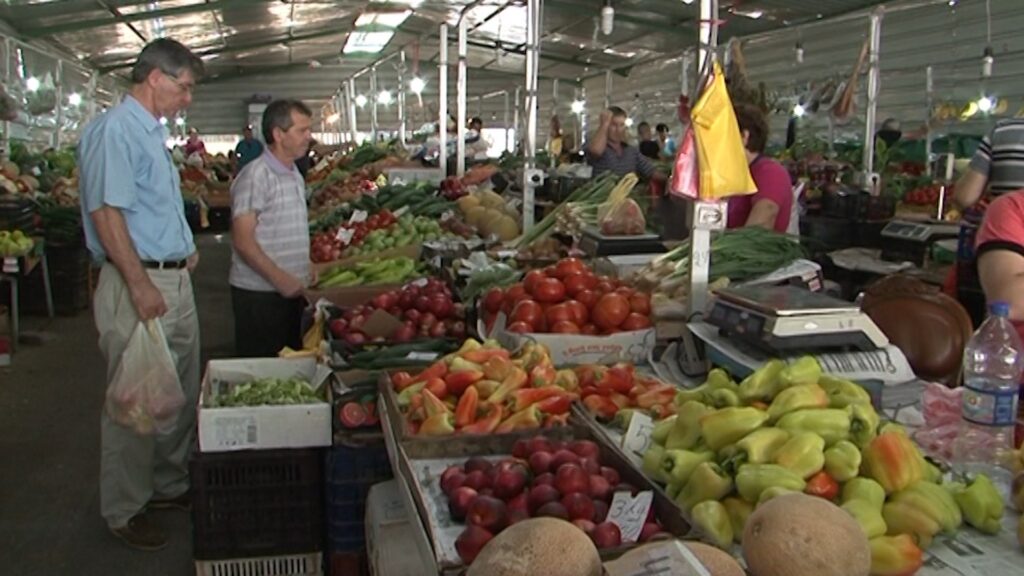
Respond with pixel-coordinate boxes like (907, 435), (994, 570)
(952, 301), (1022, 494)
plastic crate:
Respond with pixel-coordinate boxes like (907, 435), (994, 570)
(191, 448), (325, 561)
(196, 552), (323, 576)
(327, 550), (368, 576)
(325, 441), (393, 553)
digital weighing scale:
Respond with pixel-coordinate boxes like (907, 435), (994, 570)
(879, 219), (960, 266)
(578, 226), (667, 257)
(707, 285), (889, 353)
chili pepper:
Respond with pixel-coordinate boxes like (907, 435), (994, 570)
(425, 377), (448, 399)
(475, 379), (501, 400)
(707, 387), (741, 408)
(582, 395), (618, 420)
(823, 439), (862, 482)
(396, 381), (427, 408)
(535, 394), (572, 415)
(767, 383), (828, 422)
(419, 412), (455, 436)
(675, 462), (733, 512)
(776, 408), (851, 446)
(651, 414), (677, 445)
(661, 449), (714, 485)
(391, 371), (414, 391)
(804, 470), (840, 500)
(773, 431), (826, 479)
(818, 374), (872, 408)
(842, 478), (886, 510)
(454, 385), (479, 428)
(758, 486), (799, 506)
(494, 405), (542, 434)
(553, 368), (579, 391)
(722, 497), (753, 543)
(573, 364), (606, 389)
(609, 393), (631, 409)
(691, 500), (733, 549)
(720, 427), (791, 475)
(777, 356), (821, 390)
(511, 387), (562, 412)
(847, 402), (880, 449)
(649, 403), (676, 420)
(891, 481), (962, 534)
(636, 385), (677, 409)
(642, 444), (668, 484)
(737, 359), (785, 404)
(882, 500), (942, 549)
(861, 431), (925, 494)
(461, 348), (511, 365)
(869, 534), (923, 576)
(949, 474), (1004, 534)
(699, 406), (770, 451)
(842, 499), (887, 538)
(448, 357), (483, 374)
(412, 359), (448, 384)
(483, 356), (515, 382)
(421, 389), (451, 419)
(487, 367), (528, 405)
(735, 463), (807, 503)
(444, 370), (483, 397)
(530, 363), (557, 388)
(665, 401), (712, 450)
(597, 363), (635, 394)
(457, 402), (504, 435)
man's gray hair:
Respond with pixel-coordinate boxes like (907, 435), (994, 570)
(130, 38), (204, 85)
(262, 99), (312, 145)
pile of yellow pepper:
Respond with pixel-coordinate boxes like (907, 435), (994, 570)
(640, 358), (1006, 576)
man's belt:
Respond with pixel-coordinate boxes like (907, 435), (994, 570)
(141, 259), (188, 270)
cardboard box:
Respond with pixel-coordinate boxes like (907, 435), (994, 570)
(306, 284), (402, 308)
(481, 314), (656, 367)
(364, 480), (430, 576)
(198, 357), (331, 452)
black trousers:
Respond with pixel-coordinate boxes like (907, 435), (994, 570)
(231, 286), (305, 357)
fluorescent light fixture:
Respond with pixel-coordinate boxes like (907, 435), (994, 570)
(26, 77), (40, 92)
(624, 118), (634, 127)
(570, 100), (586, 114)
(978, 95), (995, 113)
(601, 1), (614, 35)
(410, 77), (425, 94)
(736, 9), (764, 19)
(343, 31), (394, 54)
(377, 90), (393, 105)
(355, 10), (412, 29)
(355, 94), (368, 108)
(175, 117), (185, 126)
(793, 104), (806, 117)
(370, 0), (421, 5)
(159, 116), (168, 125)
(68, 92), (82, 106)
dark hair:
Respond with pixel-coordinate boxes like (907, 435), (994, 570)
(656, 123), (669, 133)
(608, 106), (627, 118)
(470, 117), (482, 127)
(637, 121), (650, 130)
(734, 103), (768, 154)
(130, 38), (204, 84)
(262, 99), (312, 145)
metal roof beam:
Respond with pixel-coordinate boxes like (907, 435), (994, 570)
(20, 0), (268, 39)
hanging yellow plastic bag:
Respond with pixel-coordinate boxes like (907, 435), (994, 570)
(690, 62), (757, 200)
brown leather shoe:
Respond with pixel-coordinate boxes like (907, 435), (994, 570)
(148, 491), (190, 511)
(109, 514), (167, 551)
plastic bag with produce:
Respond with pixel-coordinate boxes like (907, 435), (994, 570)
(599, 198), (646, 236)
(105, 320), (185, 436)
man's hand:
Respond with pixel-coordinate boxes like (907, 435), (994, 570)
(278, 275), (305, 298)
(187, 252), (200, 273)
(599, 109), (613, 127)
(129, 279), (168, 320)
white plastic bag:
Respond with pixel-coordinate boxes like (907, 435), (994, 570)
(105, 320), (185, 435)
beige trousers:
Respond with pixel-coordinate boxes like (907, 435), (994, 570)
(93, 263), (200, 528)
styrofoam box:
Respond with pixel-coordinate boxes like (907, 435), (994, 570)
(198, 357), (331, 453)
(481, 314), (657, 367)
(365, 480), (430, 576)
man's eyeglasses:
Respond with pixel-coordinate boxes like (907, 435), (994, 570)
(163, 72), (195, 94)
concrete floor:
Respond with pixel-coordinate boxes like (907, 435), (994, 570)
(0, 233), (235, 575)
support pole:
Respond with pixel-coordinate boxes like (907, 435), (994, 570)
(551, 78), (559, 167)
(398, 50), (407, 148)
(2, 38), (11, 160)
(503, 90), (511, 153)
(862, 7), (883, 193)
(457, 17), (468, 177)
(925, 65), (933, 177)
(370, 66), (379, 142)
(347, 79), (358, 143)
(578, 87), (587, 149)
(513, 86), (521, 153)
(439, 23), (449, 179)
(522, 0), (542, 231)
(604, 69), (613, 109)
(53, 60), (63, 148)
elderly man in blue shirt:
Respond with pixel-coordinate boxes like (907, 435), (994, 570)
(78, 38), (203, 551)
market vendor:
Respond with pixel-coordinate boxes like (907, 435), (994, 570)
(466, 116), (490, 160)
(229, 99), (314, 357)
(587, 106), (665, 182)
(184, 127), (206, 157)
(234, 125), (263, 171)
(726, 103), (794, 233)
(971, 190), (1024, 341)
(637, 121), (660, 160)
(953, 118), (1024, 209)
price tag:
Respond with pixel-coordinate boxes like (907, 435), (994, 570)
(31, 166), (41, 177)
(607, 490), (654, 544)
(2, 256), (17, 274)
(603, 540), (712, 576)
(412, 277), (429, 288)
(348, 210), (368, 224)
(335, 227), (355, 245)
(620, 411), (655, 468)
(406, 351), (439, 362)
(495, 250), (517, 259)
(440, 210), (455, 222)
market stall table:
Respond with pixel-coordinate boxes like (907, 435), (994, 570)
(1, 238), (54, 351)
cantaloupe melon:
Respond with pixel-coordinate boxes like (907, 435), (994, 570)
(466, 517), (601, 576)
(492, 215), (519, 241)
(456, 194), (480, 213)
(743, 493), (870, 576)
(465, 206), (487, 227)
(609, 541), (744, 576)
(477, 189), (504, 209)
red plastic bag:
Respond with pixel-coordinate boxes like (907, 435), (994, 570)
(669, 124), (698, 200)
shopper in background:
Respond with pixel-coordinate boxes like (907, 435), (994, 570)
(656, 123), (676, 160)
(234, 125), (263, 172)
(183, 126), (205, 157)
(229, 99), (314, 357)
(726, 103), (794, 233)
(637, 121), (660, 160)
(466, 116), (490, 160)
(587, 106), (664, 181)
(79, 37), (203, 551)
(294, 138), (316, 178)
(954, 118), (1024, 209)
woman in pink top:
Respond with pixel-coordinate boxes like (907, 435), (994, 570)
(184, 127), (206, 157)
(726, 104), (794, 232)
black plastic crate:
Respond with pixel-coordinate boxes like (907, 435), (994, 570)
(206, 206), (232, 233)
(190, 447), (325, 561)
(325, 441), (393, 553)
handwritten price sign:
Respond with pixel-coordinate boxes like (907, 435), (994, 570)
(620, 412), (655, 468)
(607, 490), (654, 544)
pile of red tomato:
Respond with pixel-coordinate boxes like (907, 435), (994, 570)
(480, 258), (652, 335)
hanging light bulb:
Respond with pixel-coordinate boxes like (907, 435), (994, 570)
(624, 117), (634, 127)
(355, 94), (368, 108)
(977, 95), (995, 113)
(26, 77), (40, 92)
(159, 117), (168, 126)
(570, 100), (586, 114)
(793, 104), (806, 117)
(68, 92), (82, 106)
(175, 117), (185, 126)
(378, 90), (393, 105)
(601, 0), (614, 35)
(795, 42), (804, 64)
(982, 46), (994, 78)
(409, 77), (425, 95)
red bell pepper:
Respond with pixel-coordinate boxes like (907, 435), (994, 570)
(391, 371), (414, 391)
(536, 394), (572, 415)
(530, 363), (557, 388)
(421, 389), (450, 418)
(458, 403), (503, 435)
(462, 348), (511, 364)
(444, 369), (483, 397)
(425, 377), (448, 400)
(495, 405), (542, 434)
(635, 385), (676, 409)
(454, 385), (479, 428)
(412, 360), (448, 384)
(805, 470), (840, 501)
(609, 393), (631, 409)
(583, 395), (618, 420)
(573, 365), (606, 389)
(597, 363), (634, 394)
(544, 413), (570, 427)
(487, 367), (528, 404)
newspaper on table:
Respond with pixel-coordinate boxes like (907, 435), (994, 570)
(918, 513), (1022, 576)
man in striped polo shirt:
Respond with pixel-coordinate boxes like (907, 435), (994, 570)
(229, 99), (314, 357)
(954, 118), (1024, 208)
(587, 106), (666, 182)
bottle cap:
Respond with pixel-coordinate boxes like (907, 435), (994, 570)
(989, 301), (1010, 317)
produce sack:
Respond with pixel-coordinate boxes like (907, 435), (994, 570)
(599, 197), (646, 236)
(690, 62), (756, 200)
(105, 320), (185, 435)
(669, 124), (699, 199)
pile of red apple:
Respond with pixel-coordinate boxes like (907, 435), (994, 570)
(441, 436), (671, 564)
(328, 278), (467, 345)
